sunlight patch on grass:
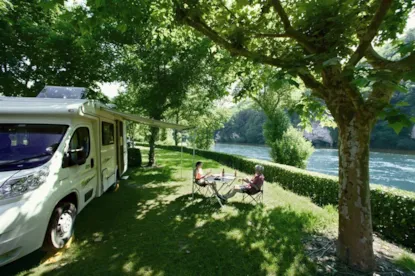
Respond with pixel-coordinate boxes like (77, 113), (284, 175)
(122, 261), (135, 273)
(194, 218), (207, 228)
(136, 266), (162, 276)
(225, 228), (244, 241)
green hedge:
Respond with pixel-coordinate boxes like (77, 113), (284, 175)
(136, 143), (415, 251)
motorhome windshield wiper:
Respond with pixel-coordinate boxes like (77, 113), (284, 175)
(0, 153), (52, 168)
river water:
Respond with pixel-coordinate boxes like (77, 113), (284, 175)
(213, 143), (415, 192)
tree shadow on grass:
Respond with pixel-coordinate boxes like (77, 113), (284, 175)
(2, 163), (316, 276)
(1, 174), (178, 276)
(26, 192), (315, 275)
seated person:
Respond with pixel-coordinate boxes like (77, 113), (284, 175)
(194, 161), (224, 199)
(222, 165), (264, 200)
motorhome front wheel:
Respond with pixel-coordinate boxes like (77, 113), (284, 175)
(43, 202), (77, 251)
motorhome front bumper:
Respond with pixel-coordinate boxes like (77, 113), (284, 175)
(0, 200), (46, 267)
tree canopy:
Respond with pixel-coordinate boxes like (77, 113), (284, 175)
(174, 0), (415, 271)
(0, 0), (114, 100)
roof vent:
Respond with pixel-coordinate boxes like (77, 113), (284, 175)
(37, 86), (87, 99)
(106, 103), (117, 109)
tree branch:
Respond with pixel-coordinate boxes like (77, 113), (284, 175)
(365, 45), (415, 73)
(250, 95), (264, 110)
(270, 0), (291, 30)
(345, 0), (393, 69)
(253, 32), (290, 38)
(298, 72), (327, 99)
(364, 44), (394, 69)
(364, 80), (396, 115)
(392, 51), (415, 73)
(270, 0), (318, 53)
(219, 0), (237, 20)
(181, 14), (289, 68)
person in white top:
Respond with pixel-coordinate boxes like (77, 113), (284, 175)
(193, 161), (225, 200)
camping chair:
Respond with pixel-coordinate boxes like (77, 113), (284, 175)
(242, 182), (264, 204)
(192, 174), (224, 207)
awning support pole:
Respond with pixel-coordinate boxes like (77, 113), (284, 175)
(180, 141), (183, 179)
(192, 130), (196, 199)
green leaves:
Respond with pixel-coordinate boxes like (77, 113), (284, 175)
(95, 0), (106, 8)
(384, 81), (408, 93)
(378, 105), (413, 134)
(388, 122), (405, 135)
(0, 0), (12, 15)
(294, 95), (333, 130)
(403, 69), (415, 82)
(0, 0), (116, 97)
(398, 41), (415, 56)
(352, 77), (370, 88)
(395, 101), (410, 107)
(117, 23), (128, 33)
(38, 0), (64, 9)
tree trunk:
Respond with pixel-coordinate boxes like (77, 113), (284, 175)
(174, 112), (179, 146)
(148, 127), (159, 167)
(336, 115), (375, 272)
(174, 130), (178, 146)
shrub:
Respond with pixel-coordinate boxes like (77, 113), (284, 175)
(137, 143), (415, 251)
(263, 108), (290, 142)
(269, 127), (314, 169)
(264, 109), (313, 169)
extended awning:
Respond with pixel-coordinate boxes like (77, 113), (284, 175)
(101, 107), (193, 131)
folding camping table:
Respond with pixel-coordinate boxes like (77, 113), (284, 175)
(205, 174), (237, 193)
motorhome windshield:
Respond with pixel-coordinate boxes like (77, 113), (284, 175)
(0, 124), (68, 171)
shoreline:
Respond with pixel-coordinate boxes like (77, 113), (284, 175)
(214, 142), (415, 155)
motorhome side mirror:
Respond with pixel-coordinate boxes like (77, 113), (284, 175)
(62, 153), (71, 168)
(76, 152), (87, 166)
(62, 147), (85, 168)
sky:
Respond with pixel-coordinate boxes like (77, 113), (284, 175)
(99, 82), (123, 99)
(98, 11), (415, 100)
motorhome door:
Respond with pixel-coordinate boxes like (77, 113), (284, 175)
(64, 124), (98, 207)
(101, 120), (117, 192)
(116, 120), (125, 175)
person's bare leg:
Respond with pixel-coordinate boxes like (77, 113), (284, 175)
(224, 185), (243, 199)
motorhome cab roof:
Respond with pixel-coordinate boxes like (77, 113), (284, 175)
(0, 86), (190, 267)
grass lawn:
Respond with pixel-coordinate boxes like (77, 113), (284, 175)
(1, 147), (413, 275)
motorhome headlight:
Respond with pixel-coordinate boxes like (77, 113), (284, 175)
(0, 168), (49, 200)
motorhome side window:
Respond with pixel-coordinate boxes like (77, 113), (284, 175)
(102, 122), (114, 145)
(69, 127), (90, 163)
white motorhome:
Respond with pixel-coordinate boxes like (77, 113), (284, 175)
(0, 86), (189, 266)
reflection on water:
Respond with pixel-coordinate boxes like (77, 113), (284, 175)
(213, 143), (415, 192)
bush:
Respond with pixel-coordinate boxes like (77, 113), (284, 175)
(269, 127), (314, 169)
(263, 108), (291, 142)
(264, 109), (313, 169)
(138, 143), (415, 251)
(128, 148), (142, 167)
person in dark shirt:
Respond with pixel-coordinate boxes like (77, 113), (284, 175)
(222, 165), (264, 201)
